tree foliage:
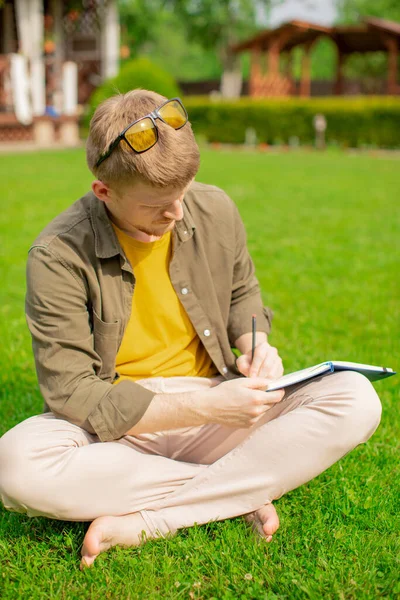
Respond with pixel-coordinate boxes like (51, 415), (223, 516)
(336, 0), (400, 24)
(119, 0), (164, 55)
(85, 57), (180, 127)
(117, 0), (400, 84)
(119, 5), (223, 81)
(119, 0), (283, 72)
(166, 0), (282, 68)
(335, 0), (400, 83)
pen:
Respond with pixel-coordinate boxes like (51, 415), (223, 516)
(251, 314), (256, 362)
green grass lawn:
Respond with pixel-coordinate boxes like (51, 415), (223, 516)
(0, 148), (399, 599)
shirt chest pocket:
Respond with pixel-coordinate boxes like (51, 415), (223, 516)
(92, 310), (121, 381)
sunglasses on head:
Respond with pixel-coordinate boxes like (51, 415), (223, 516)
(95, 97), (189, 168)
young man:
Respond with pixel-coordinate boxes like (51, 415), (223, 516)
(0, 90), (382, 570)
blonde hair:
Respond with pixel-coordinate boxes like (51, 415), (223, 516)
(86, 89), (200, 189)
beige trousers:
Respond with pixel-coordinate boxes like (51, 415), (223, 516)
(0, 372), (381, 538)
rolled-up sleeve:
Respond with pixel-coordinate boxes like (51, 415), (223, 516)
(25, 246), (155, 442)
(227, 203), (273, 345)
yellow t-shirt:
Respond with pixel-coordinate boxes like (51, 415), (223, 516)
(112, 224), (218, 382)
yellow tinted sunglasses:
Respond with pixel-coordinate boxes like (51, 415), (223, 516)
(95, 97), (188, 168)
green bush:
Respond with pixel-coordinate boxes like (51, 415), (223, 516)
(84, 57), (181, 128)
(183, 96), (400, 149)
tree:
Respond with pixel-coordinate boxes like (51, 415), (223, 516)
(119, 0), (164, 58)
(118, 1), (224, 81)
(336, 0), (400, 24)
(335, 0), (400, 85)
(135, 11), (223, 81)
(118, 0), (284, 95)
(164, 0), (283, 95)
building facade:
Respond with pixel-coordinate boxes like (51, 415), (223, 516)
(0, 0), (119, 144)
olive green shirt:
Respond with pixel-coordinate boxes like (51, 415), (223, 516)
(25, 181), (273, 442)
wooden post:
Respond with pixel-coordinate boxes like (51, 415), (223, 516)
(334, 47), (345, 95)
(267, 27), (295, 76)
(384, 36), (398, 95)
(250, 47), (261, 76)
(265, 33), (290, 96)
(267, 39), (280, 76)
(249, 46), (261, 96)
(252, 26), (300, 97)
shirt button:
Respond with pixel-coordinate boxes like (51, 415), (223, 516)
(181, 287), (188, 295)
(222, 366), (228, 374)
(203, 329), (211, 337)
(183, 230), (188, 235)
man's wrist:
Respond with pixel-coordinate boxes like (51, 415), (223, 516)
(234, 331), (268, 355)
(124, 388), (213, 435)
(190, 387), (215, 423)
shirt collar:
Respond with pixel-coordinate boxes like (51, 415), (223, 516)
(90, 191), (196, 259)
(175, 196), (196, 242)
(90, 192), (121, 259)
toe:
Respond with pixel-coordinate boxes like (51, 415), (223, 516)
(80, 518), (110, 565)
(256, 504), (280, 537)
(80, 533), (101, 569)
(80, 556), (95, 570)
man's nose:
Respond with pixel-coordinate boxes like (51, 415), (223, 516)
(163, 199), (183, 221)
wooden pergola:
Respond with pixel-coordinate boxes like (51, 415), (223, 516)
(231, 17), (400, 97)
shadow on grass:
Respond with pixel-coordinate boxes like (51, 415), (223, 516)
(0, 507), (92, 571)
(0, 506), (90, 537)
(0, 503), (267, 577)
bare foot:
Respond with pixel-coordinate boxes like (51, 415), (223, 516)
(244, 503), (280, 543)
(80, 512), (160, 570)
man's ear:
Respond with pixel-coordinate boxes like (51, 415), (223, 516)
(92, 180), (113, 204)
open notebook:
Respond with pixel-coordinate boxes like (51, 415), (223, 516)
(266, 361), (396, 392)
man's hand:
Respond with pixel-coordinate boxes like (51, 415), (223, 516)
(199, 377), (285, 429)
(236, 341), (284, 379)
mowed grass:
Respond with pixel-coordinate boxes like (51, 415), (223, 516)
(0, 148), (399, 599)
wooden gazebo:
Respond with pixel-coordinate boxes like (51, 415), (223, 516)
(231, 17), (400, 97)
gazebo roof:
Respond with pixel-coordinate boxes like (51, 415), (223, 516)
(231, 17), (400, 55)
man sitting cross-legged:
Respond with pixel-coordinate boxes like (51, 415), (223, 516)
(0, 89), (382, 571)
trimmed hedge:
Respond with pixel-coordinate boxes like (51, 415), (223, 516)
(183, 96), (400, 149)
(84, 57), (181, 129)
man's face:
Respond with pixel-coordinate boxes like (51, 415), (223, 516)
(104, 179), (193, 238)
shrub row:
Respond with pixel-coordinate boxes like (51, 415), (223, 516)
(183, 97), (400, 149)
(84, 57), (181, 129)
